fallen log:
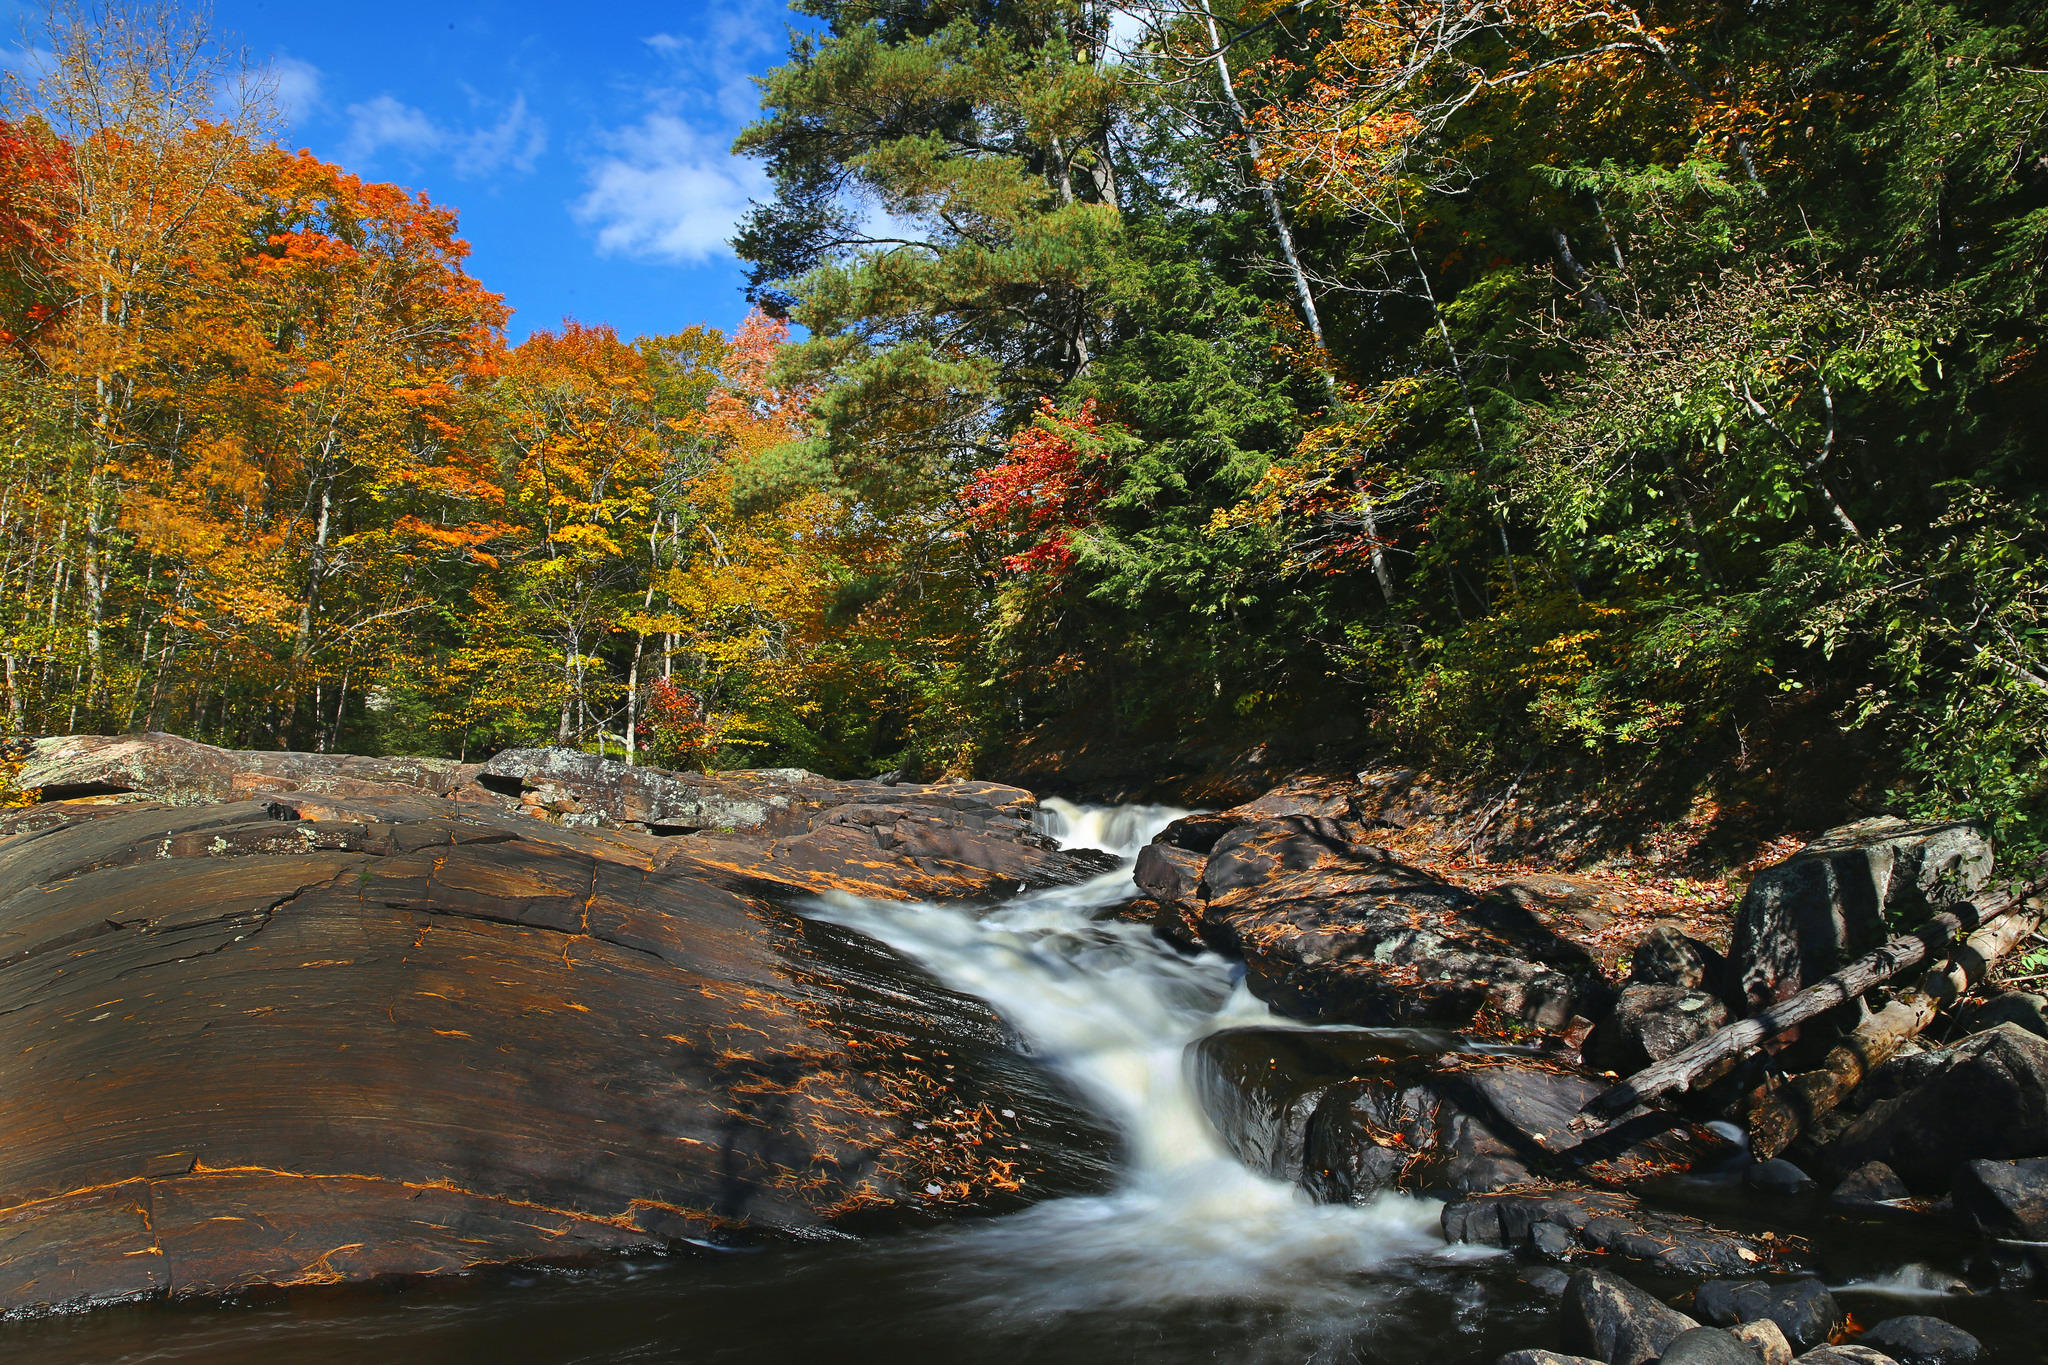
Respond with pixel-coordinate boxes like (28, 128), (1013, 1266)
(1746, 899), (2044, 1159)
(1584, 879), (2040, 1120)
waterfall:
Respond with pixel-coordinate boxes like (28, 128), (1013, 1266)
(807, 802), (1468, 1318)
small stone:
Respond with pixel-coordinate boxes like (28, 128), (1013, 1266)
(1732, 1318), (1794, 1365)
(1693, 1278), (1842, 1353)
(1661, 1326), (1768, 1364)
(1520, 1265), (1572, 1296)
(1792, 1350), (1894, 1364)
(1745, 1158), (1817, 1195)
(1495, 1353), (1604, 1365)
(1950, 1156), (2048, 1241)
(1830, 1160), (1910, 1208)
(1856, 1315), (1986, 1365)
(1560, 1268), (1699, 1365)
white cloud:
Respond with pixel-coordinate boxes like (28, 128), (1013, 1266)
(573, 113), (770, 263)
(267, 56), (324, 123)
(341, 92), (545, 179)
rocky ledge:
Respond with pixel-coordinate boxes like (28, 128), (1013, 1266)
(0, 736), (1117, 1317)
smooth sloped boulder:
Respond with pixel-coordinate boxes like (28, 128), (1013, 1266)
(1558, 1268), (1699, 1365)
(1443, 1188), (1791, 1277)
(1963, 990), (2048, 1041)
(1728, 817), (1992, 1015)
(1694, 1278), (1843, 1353)
(1826, 1024), (2048, 1187)
(1193, 817), (1611, 1029)
(1662, 1327), (1770, 1365)
(1792, 1350), (1891, 1365)
(1830, 1160), (1910, 1208)
(1950, 1156), (2048, 1239)
(1745, 1159), (1817, 1195)
(16, 731), (482, 804)
(1856, 1316), (1984, 1365)
(16, 736), (1118, 903)
(0, 788), (1116, 1316)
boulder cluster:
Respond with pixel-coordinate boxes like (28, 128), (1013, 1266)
(1132, 775), (2032, 1365)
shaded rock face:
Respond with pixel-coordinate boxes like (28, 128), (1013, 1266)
(1660, 1327), (1768, 1365)
(0, 791), (1117, 1317)
(1857, 1315), (1985, 1365)
(1630, 922), (1727, 993)
(1951, 1156), (2048, 1240)
(1558, 1268), (1699, 1365)
(1180, 817), (1612, 1030)
(1826, 1024), (2048, 1188)
(1693, 1278), (1843, 1353)
(1728, 817), (1992, 1015)
(1443, 1189), (1791, 1278)
(1189, 1027), (1735, 1203)
(1585, 983), (1731, 1076)
(1830, 1160), (1910, 1208)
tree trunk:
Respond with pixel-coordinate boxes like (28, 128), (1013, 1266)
(1747, 899), (2044, 1159)
(1585, 879), (2041, 1118)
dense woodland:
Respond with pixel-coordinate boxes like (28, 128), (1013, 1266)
(2, 1), (2045, 846)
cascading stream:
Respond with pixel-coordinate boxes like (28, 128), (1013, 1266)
(808, 798), (1471, 1319)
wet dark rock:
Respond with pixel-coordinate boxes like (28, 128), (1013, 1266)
(1194, 1030), (1734, 1200)
(1521, 1265), (1573, 1296)
(1629, 922), (1727, 993)
(1950, 1156), (2048, 1240)
(0, 788), (1114, 1316)
(1192, 817), (1613, 1029)
(1496, 1353), (1603, 1365)
(1662, 1326), (1769, 1365)
(1731, 1319), (1794, 1365)
(1132, 839), (1204, 904)
(1693, 1277), (1843, 1352)
(1558, 1267), (1699, 1365)
(1728, 817), (1992, 1016)
(1830, 1161), (1910, 1208)
(1826, 1024), (2048, 1188)
(1745, 1159), (1817, 1196)
(1147, 896), (1207, 953)
(1585, 983), (1730, 1075)
(1188, 1026), (1458, 1183)
(1443, 1188), (1790, 1277)
(1856, 1315), (1985, 1365)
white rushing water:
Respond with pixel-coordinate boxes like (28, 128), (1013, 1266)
(808, 798), (1468, 1320)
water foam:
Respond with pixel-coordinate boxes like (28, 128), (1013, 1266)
(808, 800), (1460, 1319)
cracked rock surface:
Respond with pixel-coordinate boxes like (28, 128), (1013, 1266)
(0, 786), (1117, 1318)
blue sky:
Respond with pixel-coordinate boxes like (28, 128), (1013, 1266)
(199, 0), (806, 342)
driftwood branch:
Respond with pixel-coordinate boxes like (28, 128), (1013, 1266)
(1746, 900), (2044, 1159)
(1584, 880), (2039, 1119)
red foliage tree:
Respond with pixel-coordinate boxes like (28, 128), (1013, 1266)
(961, 397), (1109, 574)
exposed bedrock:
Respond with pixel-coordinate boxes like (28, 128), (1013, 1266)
(1141, 813), (1613, 1030)
(0, 771), (1119, 1317)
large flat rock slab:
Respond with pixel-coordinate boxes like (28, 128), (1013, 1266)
(0, 792), (1113, 1317)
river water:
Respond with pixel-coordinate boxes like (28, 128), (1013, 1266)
(5, 803), (2040, 1363)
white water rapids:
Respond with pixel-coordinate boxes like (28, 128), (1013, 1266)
(808, 798), (1480, 1322)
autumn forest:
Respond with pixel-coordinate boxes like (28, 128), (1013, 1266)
(3, 0), (2046, 846)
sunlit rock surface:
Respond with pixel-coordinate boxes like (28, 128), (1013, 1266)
(0, 778), (1117, 1317)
